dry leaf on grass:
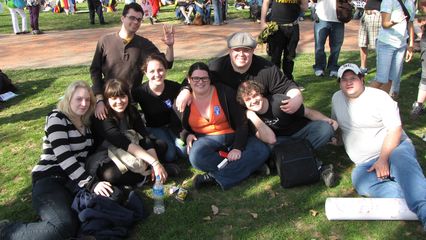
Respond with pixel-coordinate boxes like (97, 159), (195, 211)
(309, 209), (319, 217)
(203, 216), (211, 221)
(211, 205), (219, 215)
(249, 212), (258, 219)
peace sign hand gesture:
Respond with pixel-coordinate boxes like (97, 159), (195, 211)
(162, 24), (175, 47)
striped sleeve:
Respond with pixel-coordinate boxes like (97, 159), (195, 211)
(45, 114), (92, 187)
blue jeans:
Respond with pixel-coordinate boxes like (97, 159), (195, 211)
(275, 120), (334, 150)
(351, 138), (426, 227)
(313, 19), (344, 72)
(194, 4), (211, 24)
(147, 127), (187, 162)
(189, 133), (269, 190)
(375, 40), (406, 94)
(1, 177), (79, 240)
(212, 0), (222, 24)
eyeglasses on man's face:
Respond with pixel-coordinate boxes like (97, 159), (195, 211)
(190, 76), (210, 82)
(126, 15), (143, 23)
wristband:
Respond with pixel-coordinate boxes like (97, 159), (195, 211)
(96, 99), (104, 104)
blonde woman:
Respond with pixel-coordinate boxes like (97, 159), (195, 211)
(0, 81), (113, 239)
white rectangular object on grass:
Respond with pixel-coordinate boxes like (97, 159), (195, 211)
(0, 91), (18, 101)
(325, 198), (418, 220)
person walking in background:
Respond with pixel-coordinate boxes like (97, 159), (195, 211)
(369, 0), (415, 99)
(26, 0), (42, 34)
(260, 0), (308, 81)
(87, 0), (106, 24)
(6, 0), (28, 34)
(312, 0), (346, 77)
(410, 0), (426, 118)
(149, 0), (160, 22)
(212, 0), (223, 25)
(358, 0), (381, 75)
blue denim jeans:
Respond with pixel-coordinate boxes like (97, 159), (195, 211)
(375, 40), (406, 94)
(189, 133), (270, 190)
(212, 0), (222, 24)
(194, 4), (211, 24)
(1, 177), (79, 240)
(147, 127), (187, 162)
(351, 138), (426, 227)
(275, 120), (334, 150)
(313, 19), (344, 72)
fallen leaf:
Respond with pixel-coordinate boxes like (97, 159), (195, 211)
(203, 216), (211, 221)
(329, 235), (339, 240)
(310, 209), (319, 217)
(211, 205), (219, 215)
(249, 212), (258, 219)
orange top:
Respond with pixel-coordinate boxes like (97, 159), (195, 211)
(188, 87), (235, 135)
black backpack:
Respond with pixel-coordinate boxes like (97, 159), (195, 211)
(273, 139), (320, 188)
(336, 0), (354, 23)
(0, 70), (17, 94)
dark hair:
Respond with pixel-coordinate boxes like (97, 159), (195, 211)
(236, 80), (264, 106)
(103, 79), (133, 121)
(187, 62), (211, 79)
(142, 54), (168, 72)
(122, 2), (143, 17)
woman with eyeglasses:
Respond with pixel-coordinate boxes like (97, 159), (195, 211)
(133, 54), (186, 164)
(178, 62), (270, 190)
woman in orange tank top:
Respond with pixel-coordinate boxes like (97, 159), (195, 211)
(177, 62), (270, 190)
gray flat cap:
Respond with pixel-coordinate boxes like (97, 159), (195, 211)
(227, 32), (257, 49)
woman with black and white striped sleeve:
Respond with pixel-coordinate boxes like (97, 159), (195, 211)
(0, 81), (113, 240)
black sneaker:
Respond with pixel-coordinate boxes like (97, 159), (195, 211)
(411, 102), (424, 119)
(164, 163), (181, 177)
(193, 173), (216, 190)
(0, 219), (11, 232)
(255, 163), (271, 176)
(320, 164), (337, 188)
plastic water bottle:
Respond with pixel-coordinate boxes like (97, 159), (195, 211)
(153, 175), (165, 214)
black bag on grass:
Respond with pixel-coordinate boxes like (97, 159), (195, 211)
(0, 70), (17, 94)
(273, 139), (320, 188)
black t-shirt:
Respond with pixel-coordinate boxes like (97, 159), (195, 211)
(271, 0), (301, 24)
(208, 54), (299, 95)
(257, 94), (309, 136)
(365, 0), (381, 11)
(134, 80), (181, 128)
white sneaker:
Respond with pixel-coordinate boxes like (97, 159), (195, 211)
(314, 70), (324, 77)
(329, 71), (338, 77)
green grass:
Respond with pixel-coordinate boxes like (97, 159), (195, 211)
(0, 1), (250, 34)
(1, 52), (425, 239)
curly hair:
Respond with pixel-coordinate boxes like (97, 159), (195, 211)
(236, 80), (264, 106)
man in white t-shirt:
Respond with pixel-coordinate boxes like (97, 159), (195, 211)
(312, 0), (345, 77)
(331, 63), (426, 230)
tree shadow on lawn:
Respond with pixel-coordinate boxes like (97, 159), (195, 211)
(0, 185), (38, 222)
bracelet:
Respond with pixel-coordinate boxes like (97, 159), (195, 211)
(96, 99), (103, 104)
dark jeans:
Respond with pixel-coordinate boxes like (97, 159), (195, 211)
(27, 5), (40, 31)
(0, 177), (79, 240)
(268, 24), (300, 80)
(87, 0), (105, 24)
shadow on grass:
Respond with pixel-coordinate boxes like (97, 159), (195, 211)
(0, 185), (37, 222)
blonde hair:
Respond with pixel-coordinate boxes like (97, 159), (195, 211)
(57, 81), (95, 126)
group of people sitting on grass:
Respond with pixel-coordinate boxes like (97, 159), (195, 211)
(1, 2), (425, 239)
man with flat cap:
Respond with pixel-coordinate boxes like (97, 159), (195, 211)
(331, 63), (426, 230)
(176, 32), (303, 117)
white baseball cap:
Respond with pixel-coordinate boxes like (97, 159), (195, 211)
(337, 63), (361, 79)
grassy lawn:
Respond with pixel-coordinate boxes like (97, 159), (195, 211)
(1, 51), (425, 239)
(0, 1), (251, 34)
